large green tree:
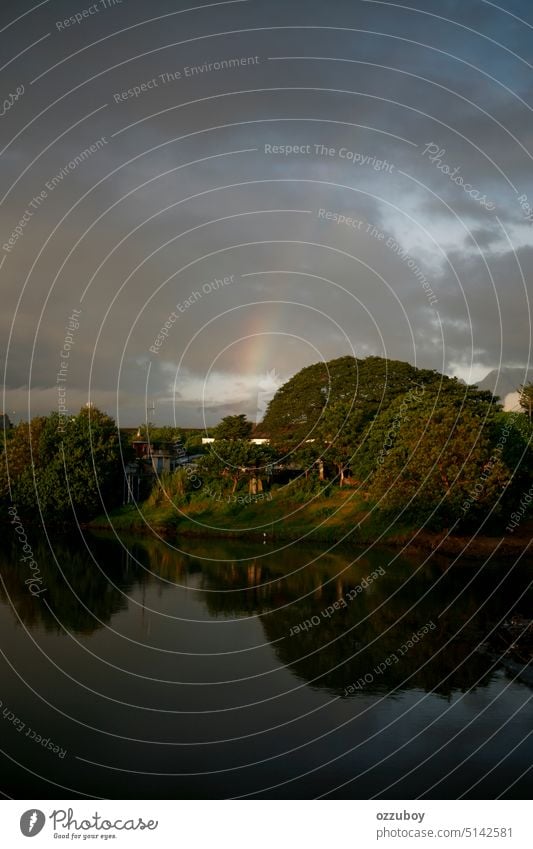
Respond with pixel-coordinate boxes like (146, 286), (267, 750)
(352, 380), (496, 481)
(365, 387), (515, 527)
(261, 355), (448, 454)
(0, 417), (47, 503)
(137, 424), (183, 444)
(316, 400), (366, 486)
(2, 407), (130, 521)
(260, 356), (357, 452)
(213, 414), (253, 441)
(198, 439), (273, 493)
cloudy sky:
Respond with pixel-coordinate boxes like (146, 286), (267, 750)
(1, 0), (532, 426)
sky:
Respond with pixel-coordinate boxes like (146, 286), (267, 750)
(1, 0), (532, 427)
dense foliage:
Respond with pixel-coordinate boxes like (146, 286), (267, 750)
(138, 424), (183, 443)
(213, 414), (253, 441)
(260, 355), (532, 530)
(519, 381), (533, 417)
(4, 357), (533, 534)
(349, 380), (531, 528)
(262, 355), (447, 453)
(1, 407), (130, 521)
(197, 439), (274, 493)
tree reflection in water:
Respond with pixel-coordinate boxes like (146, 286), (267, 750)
(1, 531), (530, 700)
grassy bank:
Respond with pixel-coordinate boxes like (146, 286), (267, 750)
(89, 484), (533, 558)
(90, 487), (411, 545)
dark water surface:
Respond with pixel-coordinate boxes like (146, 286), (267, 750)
(0, 530), (532, 799)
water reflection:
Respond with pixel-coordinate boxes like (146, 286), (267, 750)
(2, 531), (531, 700)
(2, 530), (533, 799)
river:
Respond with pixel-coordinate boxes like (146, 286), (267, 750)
(0, 530), (531, 799)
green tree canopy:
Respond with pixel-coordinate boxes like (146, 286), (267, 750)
(316, 400), (366, 486)
(0, 417), (46, 502)
(2, 407), (130, 521)
(198, 439), (274, 493)
(364, 386), (515, 528)
(137, 424), (184, 444)
(519, 382), (533, 418)
(261, 355), (451, 454)
(352, 380), (498, 482)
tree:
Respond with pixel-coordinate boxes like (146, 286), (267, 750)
(365, 388), (511, 527)
(291, 440), (324, 480)
(1, 407), (130, 521)
(491, 410), (533, 496)
(316, 400), (366, 486)
(352, 380), (494, 482)
(260, 356), (358, 452)
(137, 424), (183, 444)
(261, 355), (450, 455)
(198, 439), (274, 493)
(213, 414), (253, 441)
(0, 417), (46, 503)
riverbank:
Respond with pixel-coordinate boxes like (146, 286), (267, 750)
(88, 487), (533, 559)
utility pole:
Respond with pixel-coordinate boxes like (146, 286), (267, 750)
(146, 399), (156, 429)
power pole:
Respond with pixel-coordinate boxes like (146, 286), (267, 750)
(146, 399), (156, 427)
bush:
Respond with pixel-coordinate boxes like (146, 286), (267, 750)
(281, 473), (325, 499)
(146, 469), (193, 508)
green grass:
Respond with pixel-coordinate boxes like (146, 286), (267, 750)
(90, 484), (408, 545)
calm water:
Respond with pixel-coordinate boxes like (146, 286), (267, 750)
(0, 530), (532, 799)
